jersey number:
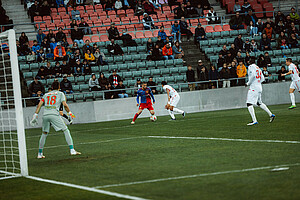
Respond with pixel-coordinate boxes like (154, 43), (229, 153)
(46, 96), (56, 105)
(256, 70), (262, 79)
(294, 67), (299, 74)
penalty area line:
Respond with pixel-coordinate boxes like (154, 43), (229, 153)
(95, 163), (300, 189)
(147, 136), (300, 144)
(26, 175), (149, 200)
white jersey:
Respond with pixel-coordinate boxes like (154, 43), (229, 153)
(246, 64), (265, 91)
(288, 63), (300, 82)
(163, 85), (178, 97)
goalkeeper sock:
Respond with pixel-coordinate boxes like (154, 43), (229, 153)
(173, 108), (184, 114)
(133, 113), (140, 122)
(63, 129), (74, 150)
(247, 105), (257, 122)
(168, 110), (175, 119)
(38, 133), (48, 153)
(259, 103), (272, 117)
(62, 114), (69, 120)
(290, 93), (296, 106)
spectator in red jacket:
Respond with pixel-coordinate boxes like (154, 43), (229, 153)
(162, 43), (174, 60)
(54, 42), (67, 61)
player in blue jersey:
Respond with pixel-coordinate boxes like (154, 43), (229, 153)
(131, 82), (156, 124)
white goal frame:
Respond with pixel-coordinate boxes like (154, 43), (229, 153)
(0, 29), (28, 177)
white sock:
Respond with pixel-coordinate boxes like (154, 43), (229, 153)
(38, 133), (48, 154)
(290, 93), (296, 106)
(63, 129), (74, 150)
(168, 110), (175, 119)
(173, 108), (184, 114)
(248, 105), (257, 122)
(259, 103), (272, 117)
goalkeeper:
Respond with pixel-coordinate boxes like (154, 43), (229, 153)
(30, 81), (81, 159)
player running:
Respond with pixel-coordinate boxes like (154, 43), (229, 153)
(161, 81), (185, 120)
(245, 57), (275, 126)
(131, 82), (156, 124)
(30, 81), (80, 158)
(281, 58), (300, 109)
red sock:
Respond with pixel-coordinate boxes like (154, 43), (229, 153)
(133, 113), (140, 122)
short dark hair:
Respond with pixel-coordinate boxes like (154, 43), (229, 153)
(161, 81), (167, 85)
(142, 82), (147, 85)
(51, 81), (60, 90)
(286, 58), (292, 62)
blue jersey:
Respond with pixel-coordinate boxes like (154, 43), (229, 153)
(136, 87), (155, 104)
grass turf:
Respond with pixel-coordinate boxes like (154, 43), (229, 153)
(1, 104), (300, 200)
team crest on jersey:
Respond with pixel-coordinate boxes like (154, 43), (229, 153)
(146, 90), (149, 94)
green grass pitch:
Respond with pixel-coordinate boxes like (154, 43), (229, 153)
(1, 104), (300, 200)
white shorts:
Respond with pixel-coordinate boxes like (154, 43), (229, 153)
(246, 89), (262, 105)
(168, 94), (180, 107)
(290, 80), (300, 92)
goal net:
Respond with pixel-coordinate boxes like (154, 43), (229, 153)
(0, 29), (28, 180)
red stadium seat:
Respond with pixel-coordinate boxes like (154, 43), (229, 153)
(127, 13), (135, 19)
(118, 10), (126, 17)
(89, 12), (98, 18)
(100, 34), (109, 42)
(190, 19), (199, 26)
(48, 23), (56, 29)
(135, 23), (144, 30)
(205, 26), (214, 33)
(214, 25), (223, 32)
(226, 1), (235, 13)
(203, 10), (209, 15)
(90, 16), (98, 23)
(34, 16), (42, 22)
(190, 27), (195, 34)
(98, 27), (107, 33)
(58, 7), (66, 13)
(107, 10), (115, 16)
(153, 30), (159, 37)
(67, 37), (73, 44)
(252, 3), (262, 10)
(165, 29), (172, 36)
(28, 40), (34, 48)
(223, 24), (232, 31)
(136, 32), (144, 39)
(166, 12), (175, 20)
(94, 4), (103, 10)
(111, 18), (120, 24)
(126, 25), (135, 31)
(122, 17), (130, 24)
(126, 9), (134, 14)
(83, 36), (91, 42)
(67, 7), (73, 13)
(52, 14), (61, 21)
(91, 27), (98, 34)
(248, 0), (257, 6)
(77, 6), (85, 12)
(81, 13), (89, 19)
(43, 15), (52, 22)
(118, 25), (126, 32)
(57, 21), (65, 28)
(86, 5), (94, 12)
(86, 19), (93, 26)
(102, 18), (111, 24)
(157, 14), (166, 20)
(162, 6), (171, 13)
(264, 7), (274, 18)
(98, 11), (107, 18)
(91, 35), (100, 42)
(128, 32), (136, 39)
(130, 16), (139, 23)
(61, 13), (70, 21)
(50, 8), (57, 13)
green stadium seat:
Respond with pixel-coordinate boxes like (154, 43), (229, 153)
(121, 47), (128, 54)
(172, 84), (179, 90)
(268, 67), (276, 73)
(175, 75), (185, 82)
(20, 64), (30, 72)
(205, 48), (214, 55)
(214, 47), (223, 53)
(291, 48), (300, 55)
(65, 94), (74, 102)
(155, 77), (165, 83)
(106, 57), (114, 63)
(122, 71), (132, 78)
(238, 29), (247, 35)
(142, 70), (151, 78)
(218, 39), (227, 45)
(160, 68), (169, 75)
(23, 72), (33, 79)
(80, 84), (89, 92)
(181, 84), (189, 91)
(30, 63), (39, 71)
(151, 37), (158, 43)
(273, 50), (282, 57)
(84, 75), (91, 82)
(84, 93), (94, 101)
(137, 46), (147, 53)
(104, 72), (110, 78)
(135, 38), (142, 45)
(174, 59), (183, 67)
(114, 56), (123, 64)
(73, 85), (80, 92)
(226, 38), (235, 44)
(272, 75), (278, 82)
(276, 66), (282, 71)
(199, 40), (209, 48)
(118, 64), (127, 71)
(142, 38), (149, 44)
(102, 49), (109, 55)
(68, 76), (75, 82)
(272, 58), (279, 65)
(100, 65), (109, 72)
(26, 80), (32, 86)
(209, 40), (218, 46)
(128, 46), (137, 54)
(297, 56), (300, 62)
(98, 42), (106, 47)
(150, 69), (160, 76)
(76, 76), (85, 83)
(206, 32), (212, 38)
(291, 56), (297, 62)
(18, 56), (26, 62)
(279, 57), (286, 64)
(210, 55), (218, 63)
(165, 76), (175, 83)
(132, 70), (142, 78)
(127, 80), (136, 86)
(91, 66), (99, 73)
(123, 55), (132, 63)
(165, 60), (174, 67)
(74, 93), (84, 101)
(169, 67), (179, 75)
(282, 49), (291, 56)
(212, 32), (221, 38)
(140, 54), (148, 60)
(271, 42), (277, 49)
(221, 31), (230, 38)
(132, 54), (141, 61)
(156, 60), (165, 68)
(178, 66), (187, 74)
(136, 61), (146, 70)
(127, 63), (137, 70)
(146, 61), (156, 68)
(230, 30), (239, 37)
(114, 40), (122, 46)
(109, 64), (118, 72)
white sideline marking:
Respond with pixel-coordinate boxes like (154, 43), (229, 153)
(26, 175), (148, 200)
(95, 163), (300, 189)
(26, 136), (147, 151)
(147, 136), (300, 144)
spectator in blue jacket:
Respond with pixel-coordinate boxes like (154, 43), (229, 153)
(56, 0), (65, 8)
(171, 21), (181, 43)
(32, 40), (41, 53)
(71, 6), (81, 21)
(36, 29), (46, 46)
(158, 26), (167, 42)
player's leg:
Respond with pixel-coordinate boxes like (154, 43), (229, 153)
(131, 108), (143, 124)
(289, 82), (296, 109)
(247, 103), (258, 125)
(168, 105), (176, 120)
(246, 90), (258, 125)
(257, 93), (275, 122)
(171, 96), (185, 117)
(38, 116), (51, 158)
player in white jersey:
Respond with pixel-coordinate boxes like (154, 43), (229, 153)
(245, 57), (275, 126)
(161, 81), (186, 120)
(30, 81), (80, 158)
(281, 58), (300, 109)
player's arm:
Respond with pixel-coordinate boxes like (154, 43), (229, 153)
(136, 92), (140, 106)
(30, 99), (44, 126)
(281, 70), (293, 76)
(62, 100), (76, 119)
(150, 90), (155, 103)
(166, 89), (170, 101)
(245, 70), (255, 86)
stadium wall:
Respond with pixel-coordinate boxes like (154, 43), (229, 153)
(23, 82), (299, 129)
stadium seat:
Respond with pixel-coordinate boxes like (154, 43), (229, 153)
(160, 68), (169, 75)
(100, 35), (109, 42)
(174, 59), (183, 67)
(291, 48), (300, 55)
(91, 35), (100, 43)
(74, 94), (84, 101)
(229, 30), (239, 37)
(137, 61), (147, 70)
(142, 70), (151, 78)
(137, 46), (147, 53)
(76, 76), (85, 84)
(132, 70), (142, 77)
(169, 67), (179, 75)
(100, 65), (109, 72)
(118, 63), (127, 71)
(223, 24), (232, 31)
(114, 56), (123, 64)
(205, 26), (214, 33)
(132, 54), (141, 62)
(218, 39), (227, 45)
(23, 72), (33, 79)
(165, 76), (175, 83)
(156, 60), (165, 68)
(91, 66), (99, 73)
(199, 40), (209, 48)
(273, 50), (282, 57)
(121, 47), (128, 54)
(122, 71), (132, 78)
(73, 85), (80, 92)
(123, 55), (132, 63)
(30, 63), (39, 71)
(221, 31), (230, 38)
(214, 25), (223, 32)
(165, 60), (174, 67)
(155, 77), (165, 84)
(178, 66), (187, 74)
(20, 64), (30, 72)
(146, 61), (156, 69)
(127, 80), (136, 86)
(109, 64), (118, 72)
(128, 46), (137, 54)
(238, 29), (247, 35)
(127, 63), (137, 70)
(145, 31), (153, 38)
(150, 69), (160, 76)
(84, 93), (94, 101)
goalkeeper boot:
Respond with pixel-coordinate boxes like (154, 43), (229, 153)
(70, 149), (81, 155)
(37, 153), (45, 159)
(288, 105), (296, 109)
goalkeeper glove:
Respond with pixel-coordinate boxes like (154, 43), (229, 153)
(30, 113), (38, 126)
(68, 111), (76, 119)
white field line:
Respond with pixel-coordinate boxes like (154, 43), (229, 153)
(147, 136), (300, 144)
(26, 136), (147, 151)
(95, 163), (300, 189)
(26, 175), (148, 200)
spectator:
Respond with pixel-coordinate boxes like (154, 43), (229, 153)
(277, 66), (288, 81)
(194, 23), (206, 44)
(71, 6), (81, 20)
(37, 48), (46, 62)
(247, 21), (258, 36)
(219, 45), (228, 57)
(61, 60), (72, 76)
(158, 26), (167, 42)
(185, 2), (198, 18)
(265, 18), (275, 29)
(179, 17), (193, 41)
(250, 39), (258, 52)
(109, 69), (121, 87)
(275, 20), (286, 34)
(46, 29), (55, 42)
(36, 66), (48, 79)
(114, 0), (123, 13)
(123, 0), (135, 9)
(149, 44), (163, 61)
(172, 21), (181, 43)
(134, 78), (142, 89)
(81, 40), (92, 55)
(275, 11), (285, 25)
(143, 0), (157, 15)
(28, 77), (45, 97)
(56, 27), (67, 42)
(206, 7), (220, 24)
(94, 48), (108, 65)
(32, 40), (40, 53)
(29, 1), (39, 22)
(19, 32), (29, 47)
(61, 38), (69, 49)
(234, 34), (244, 51)
(195, 4), (203, 17)
(230, 60), (238, 86)
(50, 38), (57, 53)
(198, 65), (209, 89)
(164, 36), (173, 47)
(116, 80), (128, 98)
(236, 51), (243, 63)
(196, 60), (206, 79)
(39, 1), (50, 16)
(84, 49), (95, 64)
(74, 59), (83, 76)
(36, 29), (46, 46)
(245, 51), (251, 66)
(147, 38), (154, 53)
(243, 39), (251, 52)
(52, 61), (62, 77)
(260, 33), (271, 51)
(60, 75), (73, 94)
(208, 65), (219, 89)
(242, 0), (251, 13)
(262, 66), (271, 83)
(155, 36), (165, 48)
(229, 43), (238, 57)
(142, 13), (156, 30)
(89, 73), (101, 91)
(233, 1), (242, 13)
(226, 51), (234, 64)
(290, 7), (300, 23)
(107, 39), (124, 56)
(26, 51), (36, 63)
(149, 0), (161, 9)
(147, 77), (157, 94)
(256, 19), (264, 35)
(134, 1), (145, 16)
(217, 53), (225, 69)
(220, 63), (231, 88)
(162, 43), (174, 60)
(105, 83), (115, 99)
(229, 12), (244, 30)
(277, 31), (289, 49)
(288, 33), (299, 48)
(172, 41), (184, 59)
(98, 72), (109, 90)
(263, 23), (276, 42)
(79, 18), (92, 35)
(107, 22), (121, 40)
(120, 29), (137, 46)
(82, 60), (91, 75)
(71, 25), (84, 45)
(236, 61), (247, 85)
(70, 19), (78, 28)
(257, 54), (266, 68)
(56, 0), (65, 8)
(54, 42), (67, 61)
(175, 3), (187, 19)
(288, 22), (299, 37)
(186, 65), (195, 91)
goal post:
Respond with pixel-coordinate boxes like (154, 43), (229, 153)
(0, 29), (28, 179)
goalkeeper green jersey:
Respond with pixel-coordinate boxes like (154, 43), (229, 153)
(41, 90), (66, 116)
